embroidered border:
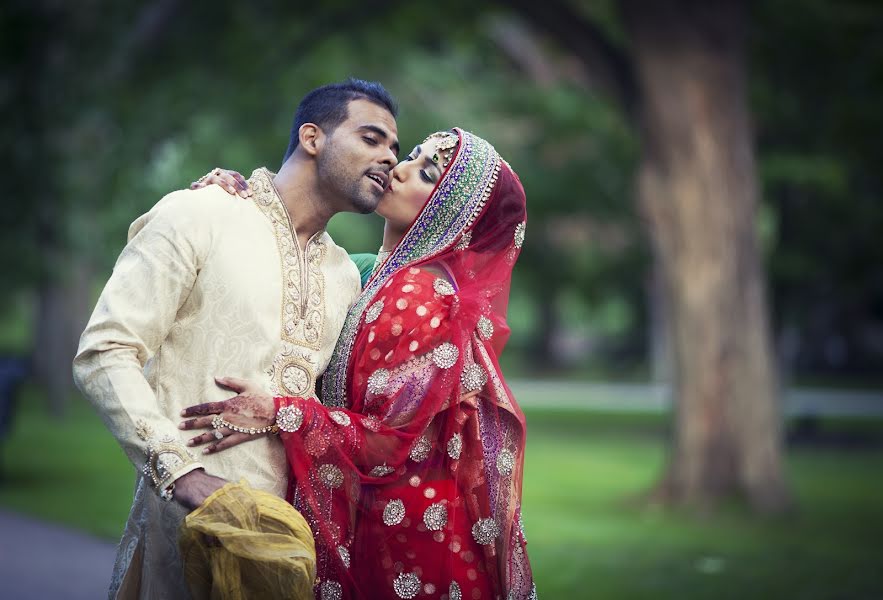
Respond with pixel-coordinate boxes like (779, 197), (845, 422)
(249, 168), (327, 395)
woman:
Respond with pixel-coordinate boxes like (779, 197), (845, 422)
(183, 129), (535, 599)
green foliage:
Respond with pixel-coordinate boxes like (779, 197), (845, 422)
(751, 0), (883, 372)
(2, 0), (646, 370)
(4, 0), (882, 375)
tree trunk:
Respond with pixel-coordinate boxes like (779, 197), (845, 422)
(648, 258), (673, 385)
(622, 0), (790, 512)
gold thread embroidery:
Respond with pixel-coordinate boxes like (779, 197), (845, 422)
(249, 168), (328, 397)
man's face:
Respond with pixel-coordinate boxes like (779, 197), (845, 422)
(316, 99), (399, 214)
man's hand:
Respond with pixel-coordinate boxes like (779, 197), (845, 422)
(179, 376), (277, 454)
(190, 168), (252, 198)
(173, 469), (228, 510)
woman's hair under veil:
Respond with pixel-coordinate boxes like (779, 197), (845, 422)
(281, 128), (535, 598)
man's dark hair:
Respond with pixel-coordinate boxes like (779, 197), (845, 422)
(283, 78), (398, 162)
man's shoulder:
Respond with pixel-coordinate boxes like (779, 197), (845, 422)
(161, 186), (249, 218)
(128, 187), (256, 241)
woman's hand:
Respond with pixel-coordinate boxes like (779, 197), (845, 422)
(190, 168), (253, 198)
(179, 376), (276, 454)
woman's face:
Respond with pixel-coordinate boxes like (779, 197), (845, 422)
(376, 136), (453, 230)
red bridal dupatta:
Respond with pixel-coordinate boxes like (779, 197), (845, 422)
(274, 129), (536, 599)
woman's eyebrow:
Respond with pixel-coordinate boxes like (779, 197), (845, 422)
(423, 154), (442, 174)
(415, 145), (442, 174)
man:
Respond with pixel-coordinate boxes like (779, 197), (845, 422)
(73, 78), (399, 598)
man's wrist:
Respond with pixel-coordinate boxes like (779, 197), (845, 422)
(164, 464), (204, 501)
(136, 419), (203, 501)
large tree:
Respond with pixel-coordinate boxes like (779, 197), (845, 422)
(510, 0), (790, 512)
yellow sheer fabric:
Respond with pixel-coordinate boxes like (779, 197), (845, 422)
(179, 481), (316, 600)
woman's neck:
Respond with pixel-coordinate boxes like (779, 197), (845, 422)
(380, 220), (406, 254)
(379, 220), (451, 280)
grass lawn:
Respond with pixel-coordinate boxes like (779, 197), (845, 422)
(2, 389), (882, 598)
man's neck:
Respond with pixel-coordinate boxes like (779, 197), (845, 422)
(272, 160), (335, 250)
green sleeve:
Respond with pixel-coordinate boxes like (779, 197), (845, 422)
(349, 253), (377, 288)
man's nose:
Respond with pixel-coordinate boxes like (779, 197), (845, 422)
(381, 146), (398, 168)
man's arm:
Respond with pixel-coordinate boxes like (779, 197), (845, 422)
(73, 190), (222, 505)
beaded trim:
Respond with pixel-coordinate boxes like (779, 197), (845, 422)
(276, 405), (304, 433)
(393, 572), (421, 599)
(472, 517), (500, 545)
(433, 278), (456, 296)
(450, 582), (462, 600)
(461, 363), (488, 392)
(320, 580), (342, 600)
(249, 168), (325, 397)
(383, 499), (406, 525)
(409, 434), (432, 462)
(447, 433), (463, 459)
(514, 221), (526, 248)
(136, 420), (199, 500)
(337, 545), (351, 568)
(477, 315), (495, 340)
(432, 343), (459, 369)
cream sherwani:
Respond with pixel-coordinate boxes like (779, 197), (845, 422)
(73, 168), (360, 599)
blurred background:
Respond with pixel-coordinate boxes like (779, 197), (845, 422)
(1, 0), (882, 598)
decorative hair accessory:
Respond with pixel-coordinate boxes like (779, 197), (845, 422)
(423, 131), (459, 169)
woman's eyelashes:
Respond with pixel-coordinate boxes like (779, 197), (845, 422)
(402, 154), (434, 184)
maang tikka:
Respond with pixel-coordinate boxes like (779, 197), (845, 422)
(423, 131), (458, 169)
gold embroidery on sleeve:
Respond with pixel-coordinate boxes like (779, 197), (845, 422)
(136, 419), (199, 500)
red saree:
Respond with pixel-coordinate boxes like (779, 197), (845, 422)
(275, 129), (535, 599)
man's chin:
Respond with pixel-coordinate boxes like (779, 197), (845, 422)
(351, 194), (380, 215)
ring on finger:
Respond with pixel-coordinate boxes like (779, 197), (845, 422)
(211, 414), (226, 440)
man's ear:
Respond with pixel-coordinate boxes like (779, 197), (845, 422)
(298, 123), (323, 157)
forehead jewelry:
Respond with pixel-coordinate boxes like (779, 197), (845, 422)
(423, 131), (458, 169)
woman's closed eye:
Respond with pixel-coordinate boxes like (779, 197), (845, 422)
(402, 154), (433, 182)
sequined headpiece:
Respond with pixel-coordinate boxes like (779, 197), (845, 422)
(423, 131), (459, 169)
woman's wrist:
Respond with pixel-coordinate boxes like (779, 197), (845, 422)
(274, 396), (305, 433)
